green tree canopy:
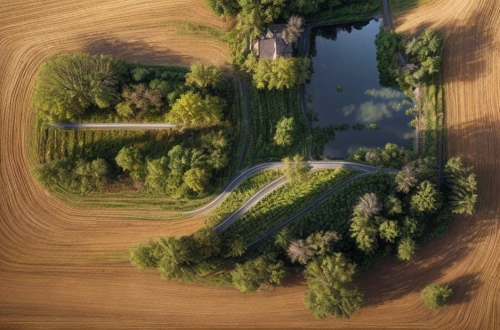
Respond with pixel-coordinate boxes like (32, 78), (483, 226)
(166, 92), (225, 127)
(410, 180), (442, 213)
(444, 157), (478, 215)
(34, 53), (126, 122)
(115, 146), (144, 179)
(236, 0), (285, 37)
(186, 63), (222, 89)
(145, 157), (170, 193)
(304, 253), (364, 319)
(157, 236), (196, 280)
(231, 257), (285, 292)
(397, 237), (417, 261)
(184, 168), (210, 193)
(378, 219), (399, 243)
(247, 57), (311, 90)
(130, 239), (164, 269)
(421, 283), (453, 309)
(274, 116), (295, 146)
(350, 215), (378, 253)
(192, 228), (221, 260)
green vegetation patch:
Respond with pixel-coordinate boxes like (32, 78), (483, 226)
(245, 86), (308, 165)
(33, 55), (242, 205)
(219, 168), (357, 245)
(207, 169), (283, 227)
(307, 0), (380, 24)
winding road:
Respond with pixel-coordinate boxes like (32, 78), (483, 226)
(194, 161), (397, 235)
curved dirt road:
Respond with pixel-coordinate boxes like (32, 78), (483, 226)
(1, 0), (499, 329)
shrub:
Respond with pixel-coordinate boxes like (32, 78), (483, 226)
(421, 283), (453, 309)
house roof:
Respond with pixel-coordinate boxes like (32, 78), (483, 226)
(259, 39), (276, 59)
(253, 24), (293, 60)
(276, 37), (293, 57)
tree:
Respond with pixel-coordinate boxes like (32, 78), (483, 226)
(225, 238), (246, 257)
(306, 231), (341, 256)
(206, 0), (241, 17)
(364, 143), (415, 168)
(157, 236), (196, 280)
(145, 157), (170, 193)
(385, 195), (403, 215)
(444, 157), (478, 215)
(274, 227), (293, 250)
(184, 168), (209, 193)
(397, 237), (417, 261)
(185, 63), (222, 89)
(353, 193), (382, 218)
(396, 163), (418, 193)
(250, 57), (311, 90)
(274, 117), (295, 146)
(350, 216), (378, 253)
(73, 158), (109, 193)
(421, 284), (453, 309)
(116, 101), (134, 119)
(115, 146), (144, 179)
(283, 154), (310, 183)
(192, 228), (221, 260)
(231, 257), (285, 292)
(378, 220), (399, 243)
(122, 83), (164, 117)
(304, 253), (365, 319)
(130, 239), (164, 269)
(34, 53), (125, 122)
(288, 239), (313, 265)
(235, 0), (285, 37)
(166, 92), (225, 128)
(411, 180), (442, 213)
(282, 16), (304, 44)
(405, 30), (444, 84)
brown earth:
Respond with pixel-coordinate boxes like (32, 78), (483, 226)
(0, 0), (499, 328)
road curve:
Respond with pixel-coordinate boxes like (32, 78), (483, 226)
(247, 172), (371, 247)
(50, 123), (180, 130)
(186, 160), (398, 232)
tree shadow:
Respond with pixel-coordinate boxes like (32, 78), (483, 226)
(84, 37), (188, 66)
(447, 273), (482, 305)
(360, 116), (499, 307)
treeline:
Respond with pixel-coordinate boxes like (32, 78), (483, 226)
(130, 155), (477, 318)
(375, 29), (444, 95)
(35, 53), (228, 125)
(34, 55), (239, 197)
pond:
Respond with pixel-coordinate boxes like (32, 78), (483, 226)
(306, 19), (414, 158)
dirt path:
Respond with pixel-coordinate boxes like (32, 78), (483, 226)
(50, 123), (179, 129)
(0, 0), (499, 328)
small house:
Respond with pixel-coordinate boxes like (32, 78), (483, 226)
(252, 24), (293, 60)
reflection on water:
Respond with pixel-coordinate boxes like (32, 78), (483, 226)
(306, 20), (414, 158)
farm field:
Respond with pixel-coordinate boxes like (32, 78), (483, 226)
(0, 0), (498, 329)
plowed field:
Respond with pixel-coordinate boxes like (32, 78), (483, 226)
(0, 0), (498, 328)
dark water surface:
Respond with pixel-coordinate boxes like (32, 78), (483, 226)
(306, 20), (414, 158)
